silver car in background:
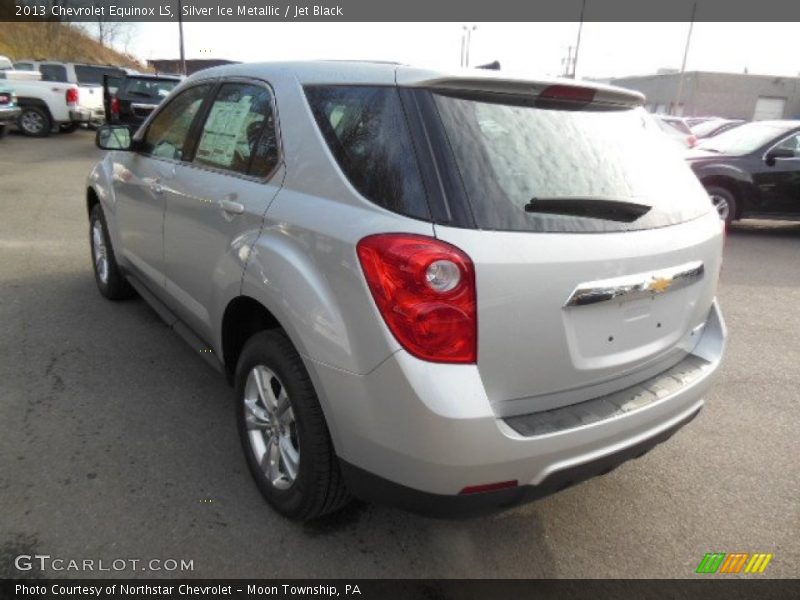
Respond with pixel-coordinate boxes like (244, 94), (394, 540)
(87, 62), (726, 520)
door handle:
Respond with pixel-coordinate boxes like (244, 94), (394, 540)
(150, 180), (164, 195)
(219, 198), (244, 215)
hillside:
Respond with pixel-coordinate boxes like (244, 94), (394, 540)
(0, 22), (144, 69)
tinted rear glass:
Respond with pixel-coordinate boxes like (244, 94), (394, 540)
(433, 94), (711, 233)
(304, 86), (430, 221)
(40, 64), (67, 82)
(75, 65), (126, 85)
(121, 77), (179, 100)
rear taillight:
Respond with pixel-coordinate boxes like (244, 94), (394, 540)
(688, 134), (697, 148)
(357, 233), (477, 364)
(66, 88), (78, 105)
(110, 96), (120, 115)
(0, 93), (9, 105)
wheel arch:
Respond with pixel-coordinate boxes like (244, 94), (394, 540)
(221, 295), (283, 385)
(700, 175), (744, 220)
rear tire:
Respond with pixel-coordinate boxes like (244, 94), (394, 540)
(89, 204), (135, 300)
(0, 125), (7, 139)
(705, 185), (737, 226)
(235, 330), (350, 520)
(17, 105), (51, 137)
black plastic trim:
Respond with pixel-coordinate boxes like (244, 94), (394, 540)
(339, 405), (701, 518)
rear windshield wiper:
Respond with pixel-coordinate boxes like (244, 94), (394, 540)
(523, 197), (652, 223)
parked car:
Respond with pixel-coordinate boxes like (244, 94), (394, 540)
(6, 74), (98, 136)
(654, 115), (697, 148)
(88, 62), (726, 520)
(0, 83), (21, 138)
(13, 59), (121, 128)
(690, 118), (745, 140)
(104, 73), (182, 128)
(687, 120), (800, 224)
(685, 116), (716, 128)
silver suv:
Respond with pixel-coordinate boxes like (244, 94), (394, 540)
(88, 62), (726, 520)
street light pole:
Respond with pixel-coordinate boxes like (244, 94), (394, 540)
(177, 0), (187, 75)
(674, 1), (697, 116)
(461, 25), (477, 68)
(571, 0), (586, 79)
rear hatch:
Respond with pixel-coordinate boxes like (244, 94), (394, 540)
(425, 83), (723, 417)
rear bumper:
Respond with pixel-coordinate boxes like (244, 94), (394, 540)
(69, 107), (105, 124)
(312, 300), (725, 515)
(341, 404), (701, 518)
(0, 106), (21, 124)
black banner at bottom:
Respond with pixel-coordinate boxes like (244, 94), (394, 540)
(2, 579), (800, 600)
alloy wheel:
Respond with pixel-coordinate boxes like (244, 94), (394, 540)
(243, 365), (300, 490)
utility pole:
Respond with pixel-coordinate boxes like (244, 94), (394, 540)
(674, 1), (697, 116)
(562, 46), (574, 78)
(178, 0), (187, 75)
(571, 0), (587, 79)
(461, 25), (477, 67)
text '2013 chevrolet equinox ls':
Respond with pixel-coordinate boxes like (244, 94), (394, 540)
(88, 61), (726, 520)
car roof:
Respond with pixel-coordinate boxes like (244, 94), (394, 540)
(124, 73), (182, 81)
(186, 60), (644, 105)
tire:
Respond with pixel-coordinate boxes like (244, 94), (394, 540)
(89, 204), (135, 300)
(59, 123), (79, 133)
(17, 105), (52, 137)
(235, 330), (350, 520)
(0, 125), (8, 139)
(705, 185), (737, 226)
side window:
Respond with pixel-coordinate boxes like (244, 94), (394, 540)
(14, 62), (34, 71)
(304, 86), (430, 220)
(193, 82), (278, 176)
(39, 64), (68, 82)
(142, 84), (211, 161)
(774, 133), (800, 157)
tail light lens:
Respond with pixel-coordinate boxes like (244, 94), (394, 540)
(0, 93), (9, 105)
(66, 88), (78, 105)
(357, 233), (477, 364)
(688, 134), (697, 148)
(110, 96), (120, 115)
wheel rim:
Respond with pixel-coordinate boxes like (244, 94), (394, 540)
(710, 194), (730, 221)
(91, 221), (109, 284)
(20, 110), (45, 134)
(243, 365), (300, 490)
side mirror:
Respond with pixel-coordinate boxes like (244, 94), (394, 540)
(96, 125), (132, 151)
(765, 147), (794, 166)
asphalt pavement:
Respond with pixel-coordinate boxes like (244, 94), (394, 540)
(0, 129), (798, 578)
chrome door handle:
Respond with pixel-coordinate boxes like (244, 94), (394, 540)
(150, 182), (164, 195)
(219, 198), (244, 215)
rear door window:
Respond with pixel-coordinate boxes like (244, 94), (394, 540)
(433, 93), (710, 233)
(193, 82), (279, 177)
(304, 86), (430, 220)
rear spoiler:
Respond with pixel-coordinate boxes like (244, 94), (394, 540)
(399, 73), (644, 109)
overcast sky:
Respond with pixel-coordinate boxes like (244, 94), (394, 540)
(120, 22), (800, 80)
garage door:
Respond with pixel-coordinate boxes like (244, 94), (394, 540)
(753, 96), (786, 121)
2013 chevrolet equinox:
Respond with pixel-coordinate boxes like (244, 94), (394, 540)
(88, 61), (726, 520)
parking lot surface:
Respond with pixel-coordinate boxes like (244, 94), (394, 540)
(1, 130), (798, 578)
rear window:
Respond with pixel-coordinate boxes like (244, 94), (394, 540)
(39, 64), (67, 82)
(433, 94), (711, 233)
(121, 77), (178, 100)
(74, 65), (126, 85)
(304, 86), (430, 220)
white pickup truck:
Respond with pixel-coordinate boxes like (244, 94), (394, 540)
(0, 55), (105, 136)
